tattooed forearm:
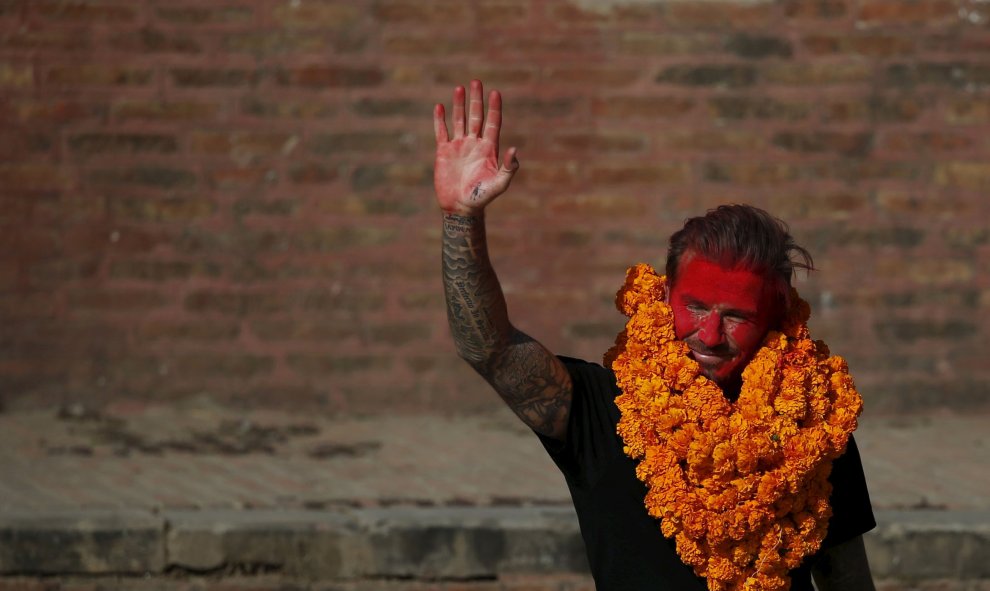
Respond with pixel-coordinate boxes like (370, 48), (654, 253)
(441, 212), (572, 438)
(441, 212), (508, 362)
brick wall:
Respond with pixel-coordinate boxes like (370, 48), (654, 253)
(1, 0), (987, 414)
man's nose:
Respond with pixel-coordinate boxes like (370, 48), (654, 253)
(697, 313), (725, 348)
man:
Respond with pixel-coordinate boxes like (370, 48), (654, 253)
(434, 80), (876, 591)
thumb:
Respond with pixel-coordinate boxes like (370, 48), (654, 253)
(489, 147), (519, 195)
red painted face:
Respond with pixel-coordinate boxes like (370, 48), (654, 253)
(667, 253), (781, 388)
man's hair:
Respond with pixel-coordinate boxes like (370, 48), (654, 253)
(665, 204), (814, 290)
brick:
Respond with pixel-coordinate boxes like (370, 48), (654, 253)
(372, 0), (469, 23)
(109, 196), (215, 223)
(591, 96), (695, 119)
(544, 66), (642, 86)
(763, 63), (871, 85)
(550, 133), (645, 153)
(943, 227), (990, 249)
(772, 131), (873, 157)
(546, 193), (648, 218)
(702, 162), (801, 185)
(31, 0), (136, 22)
(251, 319), (357, 341)
(616, 32), (715, 55)
(350, 163), (430, 192)
(45, 65), (152, 86)
(108, 260), (221, 281)
(232, 198), (298, 217)
(170, 68), (257, 88)
(887, 63), (990, 88)
(5, 99), (105, 124)
(111, 100), (219, 122)
(89, 167), (197, 189)
(292, 227), (399, 251)
(368, 323), (432, 346)
(476, 0), (531, 22)
(109, 26), (202, 54)
(881, 131), (974, 153)
(311, 131), (412, 154)
(432, 66), (534, 87)
(707, 96), (811, 120)
(858, 0), (957, 25)
(66, 288), (166, 311)
(935, 162), (990, 191)
(382, 34), (481, 56)
(184, 291), (284, 316)
(906, 260), (974, 285)
(28, 259), (99, 284)
(0, 63), (33, 88)
(136, 320), (240, 342)
(945, 97), (990, 124)
(656, 64), (757, 87)
(68, 133), (177, 155)
(873, 320), (977, 343)
(172, 354), (274, 378)
(550, 2), (660, 23)
(802, 34), (915, 57)
(664, 2), (776, 28)
(286, 162), (337, 186)
(223, 31), (363, 56)
(0, 164), (66, 190)
(189, 132), (298, 160)
(809, 225), (926, 250)
(319, 193), (422, 217)
(783, 0), (849, 18)
(64, 225), (167, 254)
(240, 96), (336, 120)
(724, 34), (793, 59)
(272, 1), (360, 27)
(511, 97), (578, 119)
(822, 95), (929, 123)
(1, 26), (91, 51)
(0, 132), (53, 158)
(352, 98), (430, 118)
(587, 163), (691, 185)
(286, 354), (392, 376)
(154, 6), (253, 24)
(657, 130), (765, 152)
(276, 65), (383, 88)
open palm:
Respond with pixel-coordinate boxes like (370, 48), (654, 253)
(434, 80), (518, 215)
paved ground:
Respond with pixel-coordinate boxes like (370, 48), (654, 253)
(0, 399), (988, 585)
(1, 399), (987, 513)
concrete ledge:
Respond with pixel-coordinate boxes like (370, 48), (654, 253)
(0, 510), (164, 574)
(165, 510), (358, 578)
(868, 510), (990, 580)
(1, 507), (988, 581)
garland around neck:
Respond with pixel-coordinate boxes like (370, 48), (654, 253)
(604, 263), (863, 591)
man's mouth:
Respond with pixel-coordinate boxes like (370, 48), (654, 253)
(688, 346), (732, 366)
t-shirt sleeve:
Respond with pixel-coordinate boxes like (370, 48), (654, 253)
(534, 356), (624, 489)
(822, 434), (877, 547)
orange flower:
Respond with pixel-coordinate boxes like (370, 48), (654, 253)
(610, 264), (863, 591)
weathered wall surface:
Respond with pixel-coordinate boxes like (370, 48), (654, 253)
(1, 0), (987, 414)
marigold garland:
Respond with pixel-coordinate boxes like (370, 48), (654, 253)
(605, 263), (863, 591)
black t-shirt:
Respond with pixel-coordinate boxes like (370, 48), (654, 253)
(537, 356), (876, 591)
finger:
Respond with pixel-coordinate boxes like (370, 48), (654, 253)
(487, 146), (519, 195)
(433, 104), (449, 144)
(468, 79), (484, 137)
(501, 146), (519, 172)
(483, 90), (502, 144)
(452, 85), (465, 139)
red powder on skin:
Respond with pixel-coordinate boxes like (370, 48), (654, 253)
(667, 254), (780, 387)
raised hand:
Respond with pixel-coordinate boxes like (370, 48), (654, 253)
(433, 79), (518, 216)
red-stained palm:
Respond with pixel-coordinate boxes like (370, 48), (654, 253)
(433, 80), (518, 215)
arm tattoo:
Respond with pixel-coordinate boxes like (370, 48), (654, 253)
(441, 213), (572, 437)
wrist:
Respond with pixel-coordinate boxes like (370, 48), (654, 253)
(441, 206), (484, 220)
